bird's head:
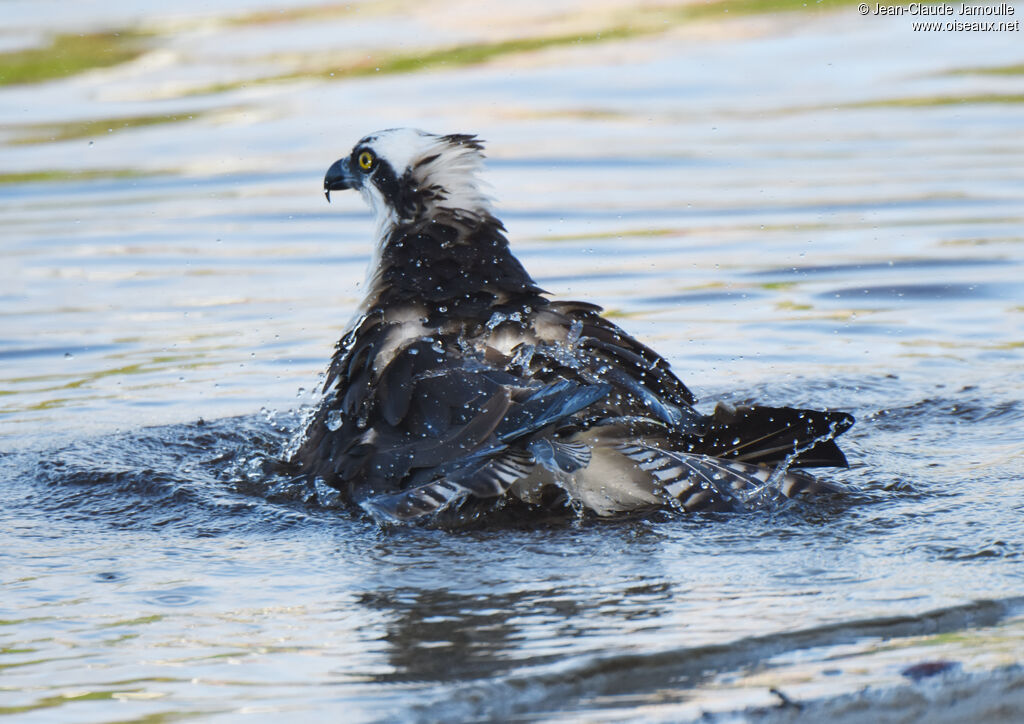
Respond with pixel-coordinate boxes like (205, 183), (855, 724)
(324, 128), (492, 227)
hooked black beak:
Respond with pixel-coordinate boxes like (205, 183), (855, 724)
(324, 158), (355, 202)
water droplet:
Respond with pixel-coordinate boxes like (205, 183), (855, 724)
(326, 410), (343, 431)
(566, 319), (584, 346)
(486, 311), (507, 329)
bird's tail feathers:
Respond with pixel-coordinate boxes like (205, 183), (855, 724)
(697, 403), (855, 468)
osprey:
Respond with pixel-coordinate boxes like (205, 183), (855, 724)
(291, 128), (854, 525)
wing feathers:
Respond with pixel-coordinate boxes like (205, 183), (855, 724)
(697, 404), (855, 468)
(617, 443), (840, 513)
(295, 281), (853, 526)
(528, 438), (591, 473)
(360, 449), (535, 523)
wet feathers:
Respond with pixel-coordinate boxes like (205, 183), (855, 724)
(292, 129), (855, 525)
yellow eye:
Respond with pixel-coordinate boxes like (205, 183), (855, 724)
(357, 150), (375, 171)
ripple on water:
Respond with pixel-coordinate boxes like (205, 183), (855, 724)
(142, 588), (207, 608)
(822, 281), (1021, 303)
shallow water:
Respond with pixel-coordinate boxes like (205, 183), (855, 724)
(2, 1), (1024, 720)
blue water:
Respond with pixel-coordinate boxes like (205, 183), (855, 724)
(2, 2), (1023, 720)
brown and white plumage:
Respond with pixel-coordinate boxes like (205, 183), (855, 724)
(290, 129), (855, 525)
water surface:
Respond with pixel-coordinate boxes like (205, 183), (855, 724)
(2, 1), (1023, 720)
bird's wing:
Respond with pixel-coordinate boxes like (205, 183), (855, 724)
(478, 300), (699, 433)
(292, 314), (610, 509)
(518, 302), (854, 468)
(544, 300), (697, 408)
(616, 442), (844, 513)
(359, 448), (536, 523)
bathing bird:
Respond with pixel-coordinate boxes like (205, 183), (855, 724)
(290, 129), (854, 525)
